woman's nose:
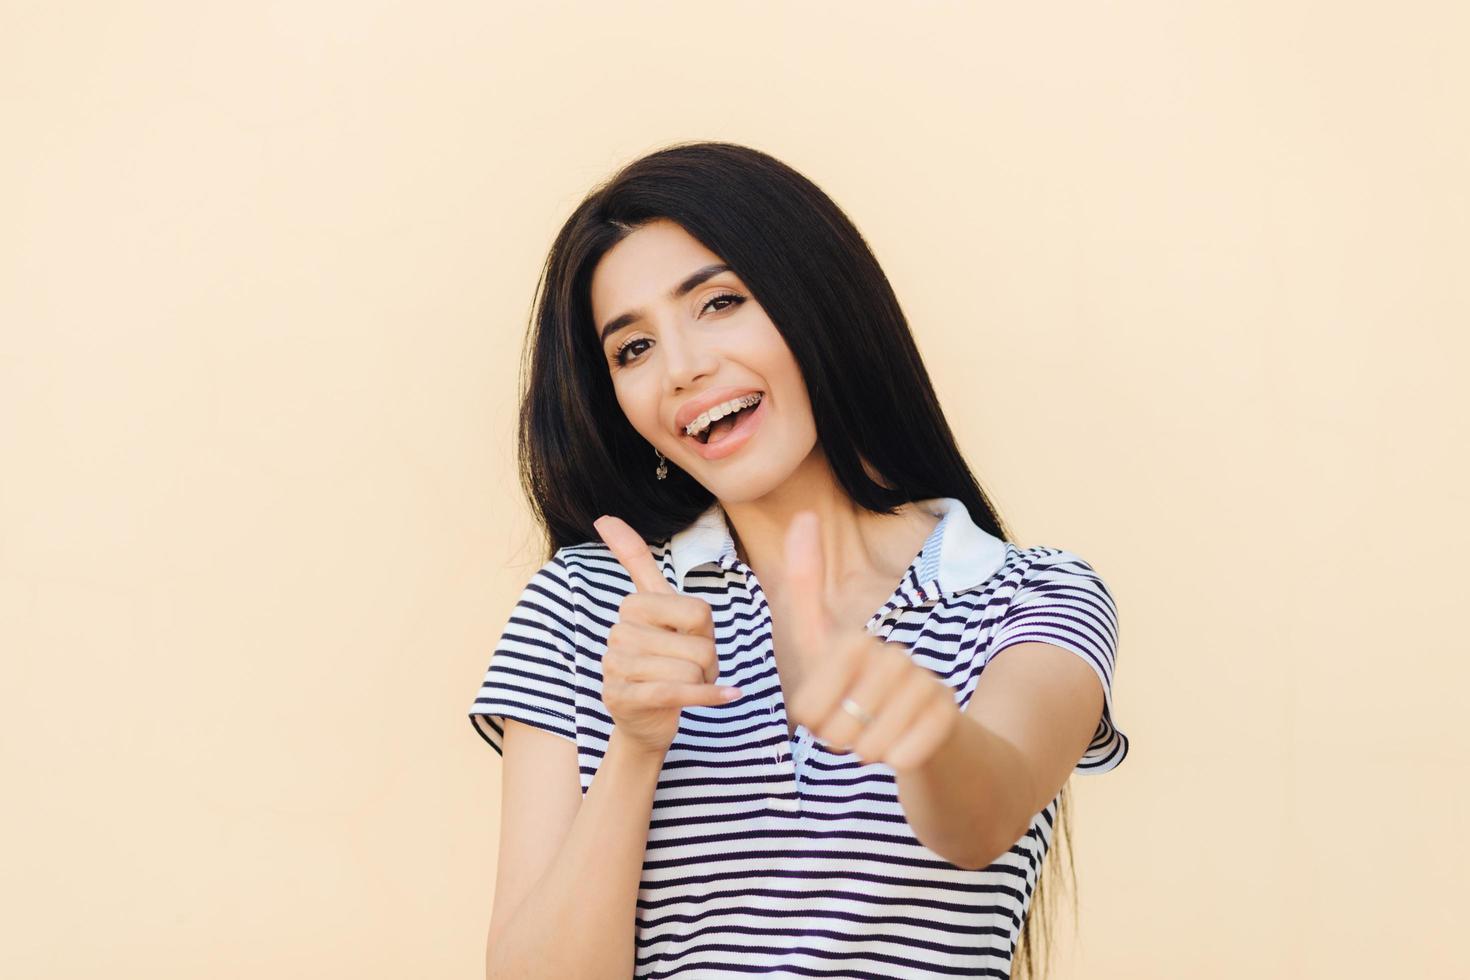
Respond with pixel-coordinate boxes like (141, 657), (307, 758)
(660, 326), (719, 390)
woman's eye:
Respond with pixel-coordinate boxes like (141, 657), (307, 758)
(614, 338), (651, 366)
(612, 292), (744, 367)
(702, 292), (744, 315)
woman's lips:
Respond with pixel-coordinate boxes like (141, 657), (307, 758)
(682, 393), (768, 461)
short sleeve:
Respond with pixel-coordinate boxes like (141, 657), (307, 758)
(987, 549), (1128, 774)
(467, 553), (578, 757)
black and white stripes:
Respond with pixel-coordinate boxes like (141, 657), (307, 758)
(469, 497), (1127, 978)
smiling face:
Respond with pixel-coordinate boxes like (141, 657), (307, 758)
(589, 219), (819, 503)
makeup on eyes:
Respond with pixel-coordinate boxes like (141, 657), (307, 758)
(611, 292), (746, 367)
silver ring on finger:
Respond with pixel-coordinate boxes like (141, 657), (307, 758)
(840, 697), (876, 728)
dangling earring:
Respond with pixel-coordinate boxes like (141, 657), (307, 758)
(654, 448), (668, 480)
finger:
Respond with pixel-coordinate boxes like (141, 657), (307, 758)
(788, 628), (870, 731)
(595, 514), (675, 595)
(885, 699), (960, 772)
(850, 667), (946, 763)
(782, 510), (830, 658)
(619, 592), (715, 637)
(618, 678), (745, 710)
(610, 648), (711, 688)
(607, 620), (720, 685)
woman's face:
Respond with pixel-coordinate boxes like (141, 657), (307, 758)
(589, 219), (817, 503)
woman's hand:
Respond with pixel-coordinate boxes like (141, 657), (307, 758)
(593, 514), (743, 757)
(782, 511), (961, 773)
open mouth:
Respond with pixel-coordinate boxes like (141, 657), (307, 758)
(687, 393), (762, 444)
(693, 399), (752, 443)
(681, 392), (767, 459)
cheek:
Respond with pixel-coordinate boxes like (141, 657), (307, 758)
(762, 342), (806, 401)
(612, 383), (662, 439)
(740, 330), (801, 396)
(770, 365), (816, 428)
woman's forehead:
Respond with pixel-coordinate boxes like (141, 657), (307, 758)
(590, 221), (737, 329)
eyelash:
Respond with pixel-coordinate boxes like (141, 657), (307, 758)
(613, 292), (745, 367)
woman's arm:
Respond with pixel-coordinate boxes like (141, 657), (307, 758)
(486, 726), (665, 980)
(896, 641), (1105, 870)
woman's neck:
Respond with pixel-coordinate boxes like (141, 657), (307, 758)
(719, 452), (938, 602)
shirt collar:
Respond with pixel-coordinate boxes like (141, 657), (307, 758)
(663, 496), (1010, 606)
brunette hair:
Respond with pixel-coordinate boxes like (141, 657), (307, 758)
(512, 139), (1076, 980)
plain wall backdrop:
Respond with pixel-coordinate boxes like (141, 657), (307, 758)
(3, 2), (1466, 977)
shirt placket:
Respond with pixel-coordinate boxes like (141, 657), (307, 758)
(726, 550), (928, 818)
(724, 556), (805, 815)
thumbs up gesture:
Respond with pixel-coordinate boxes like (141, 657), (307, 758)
(782, 511), (962, 773)
(594, 514), (743, 758)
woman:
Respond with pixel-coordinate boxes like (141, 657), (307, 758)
(469, 141), (1128, 980)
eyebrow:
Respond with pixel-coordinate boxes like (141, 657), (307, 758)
(598, 263), (732, 346)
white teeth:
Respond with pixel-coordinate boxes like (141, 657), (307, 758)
(684, 392), (762, 438)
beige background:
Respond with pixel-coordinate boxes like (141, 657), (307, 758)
(3, 2), (1466, 977)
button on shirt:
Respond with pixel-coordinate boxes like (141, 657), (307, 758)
(469, 496), (1128, 978)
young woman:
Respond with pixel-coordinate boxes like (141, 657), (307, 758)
(469, 141), (1128, 980)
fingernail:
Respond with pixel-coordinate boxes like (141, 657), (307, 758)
(721, 687), (743, 700)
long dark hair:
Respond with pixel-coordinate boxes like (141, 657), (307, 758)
(511, 139), (1076, 980)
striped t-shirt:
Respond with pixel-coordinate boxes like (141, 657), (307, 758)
(469, 496), (1127, 979)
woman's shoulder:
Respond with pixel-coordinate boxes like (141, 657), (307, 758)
(547, 538), (658, 593)
(952, 542), (1113, 609)
(999, 542), (1106, 578)
(991, 543), (1117, 615)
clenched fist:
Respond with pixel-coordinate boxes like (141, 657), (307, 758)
(593, 514), (744, 756)
(781, 511), (961, 772)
